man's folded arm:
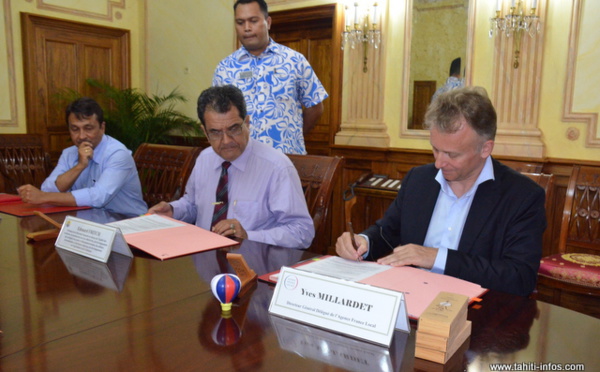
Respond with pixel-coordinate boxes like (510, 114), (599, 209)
(70, 150), (134, 208)
(246, 167), (315, 248)
(246, 213), (315, 249)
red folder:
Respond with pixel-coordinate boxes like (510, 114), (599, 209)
(0, 193), (22, 203)
(0, 194), (90, 216)
(112, 215), (240, 260)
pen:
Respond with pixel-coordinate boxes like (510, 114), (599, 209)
(347, 221), (361, 262)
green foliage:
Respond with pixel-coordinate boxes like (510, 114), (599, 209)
(56, 79), (201, 153)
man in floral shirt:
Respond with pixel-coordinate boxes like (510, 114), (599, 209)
(213, 0), (328, 155)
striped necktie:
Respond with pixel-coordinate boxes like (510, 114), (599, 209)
(211, 161), (231, 227)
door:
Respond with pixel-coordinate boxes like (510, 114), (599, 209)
(411, 80), (437, 129)
(270, 4), (342, 156)
(21, 14), (130, 163)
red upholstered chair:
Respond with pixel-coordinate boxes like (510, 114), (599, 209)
(287, 154), (343, 254)
(537, 166), (600, 316)
(0, 134), (51, 193)
(133, 143), (201, 207)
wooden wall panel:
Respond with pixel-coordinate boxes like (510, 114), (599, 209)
(45, 40), (78, 131)
(21, 14), (130, 163)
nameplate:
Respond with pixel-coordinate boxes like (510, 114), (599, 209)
(56, 248), (132, 292)
(269, 267), (409, 347)
(239, 70), (253, 79)
(270, 314), (398, 371)
(55, 216), (133, 263)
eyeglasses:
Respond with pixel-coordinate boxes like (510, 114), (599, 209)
(206, 123), (244, 141)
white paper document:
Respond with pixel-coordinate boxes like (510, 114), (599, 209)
(296, 256), (391, 282)
(107, 214), (185, 235)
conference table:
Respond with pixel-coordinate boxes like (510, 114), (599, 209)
(1, 209), (599, 371)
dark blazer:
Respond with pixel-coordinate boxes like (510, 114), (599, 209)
(363, 158), (546, 296)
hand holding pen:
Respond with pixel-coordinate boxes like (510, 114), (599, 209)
(337, 221), (366, 262)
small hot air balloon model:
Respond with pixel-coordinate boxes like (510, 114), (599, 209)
(210, 273), (241, 312)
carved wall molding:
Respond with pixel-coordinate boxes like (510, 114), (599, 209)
(36, 0), (125, 21)
(0, 0), (17, 127)
(490, 0), (547, 159)
(335, 2), (388, 148)
(562, 0), (599, 148)
(335, 121), (390, 147)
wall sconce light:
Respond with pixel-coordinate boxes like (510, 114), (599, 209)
(489, 0), (541, 69)
(341, 2), (381, 73)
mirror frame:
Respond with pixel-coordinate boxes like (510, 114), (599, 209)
(400, 0), (476, 138)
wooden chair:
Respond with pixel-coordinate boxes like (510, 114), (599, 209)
(521, 172), (554, 211)
(505, 161), (543, 173)
(133, 143), (201, 207)
(522, 172), (555, 261)
(537, 166), (600, 317)
(0, 134), (52, 193)
(287, 154), (343, 254)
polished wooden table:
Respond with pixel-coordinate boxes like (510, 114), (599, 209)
(1, 210), (599, 371)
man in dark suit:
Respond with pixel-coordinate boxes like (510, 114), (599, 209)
(336, 87), (546, 296)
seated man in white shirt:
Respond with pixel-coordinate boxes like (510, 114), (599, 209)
(148, 85), (314, 248)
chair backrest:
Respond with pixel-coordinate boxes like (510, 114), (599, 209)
(559, 166), (600, 255)
(505, 161), (544, 173)
(521, 172), (554, 211)
(133, 143), (201, 207)
(287, 154), (343, 251)
(521, 172), (555, 254)
(0, 134), (51, 193)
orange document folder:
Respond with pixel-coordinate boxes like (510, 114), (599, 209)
(0, 193), (91, 216)
(111, 214), (239, 260)
(259, 256), (487, 319)
(359, 265), (486, 320)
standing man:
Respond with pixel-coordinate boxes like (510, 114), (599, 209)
(213, 0), (328, 155)
(148, 85), (314, 248)
(431, 57), (464, 102)
(336, 87), (546, 296)
(17, 97), (147, 216)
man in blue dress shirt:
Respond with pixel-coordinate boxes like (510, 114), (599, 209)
(18, 97), (147, 216)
